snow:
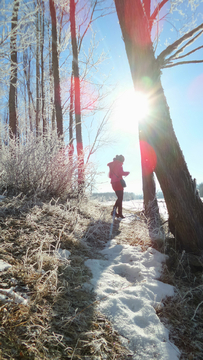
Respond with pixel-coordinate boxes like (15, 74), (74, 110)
(106, 199), (169, 220)
(0, 259), (12, 272)
(0, 287), (28, 305)
(0, 260), (29, 305)
(85, 213), (180, 359)
(54, 248), (71, 261)
(0, 247), (71, 306)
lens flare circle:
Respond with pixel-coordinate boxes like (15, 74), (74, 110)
(140, 140), (157, 175)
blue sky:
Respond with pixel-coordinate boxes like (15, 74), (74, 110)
(87, 1), (203, 194)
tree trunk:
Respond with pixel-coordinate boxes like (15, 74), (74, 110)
(115, 0), (161, 228)
(9, 0), (19, 138)
(23, 48), (34, 132)
(70, 0), (84, 187)
(49, 0), (63, 137)
(139, 136), (162, 239)
(69, 69), (74, 159)
(40, 0), (46, 135)
(153, 86), (203, 253)
(48, 32), (55, 131)
(36, 4), (40, 135)
(114, 0), (203, 253)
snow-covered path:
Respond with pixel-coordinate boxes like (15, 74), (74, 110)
(85, 215), (180, 359)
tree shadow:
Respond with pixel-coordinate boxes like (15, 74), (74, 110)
(144, 200), (166, 243)
(83, 216), (122, 255)
(0, 196), (129, 358)
(49, 217), (126, 358)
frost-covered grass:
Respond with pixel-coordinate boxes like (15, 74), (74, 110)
(0, 194), (203, 359)
(0, 128), (93, 199)
(0, 196), (132, 359)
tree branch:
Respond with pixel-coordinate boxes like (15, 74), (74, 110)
(143, 0), (151, 19)
(85, 106), (112, 164)
(150, 0), (169, 30)
(175, 45), (203, 60)
(165, 30), (203, 64)
(157, 22), (203, 65)
(163, 59), (203, 68)
(78, 0), (97, 51)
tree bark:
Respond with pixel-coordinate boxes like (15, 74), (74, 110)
(49, 0), (63, 137)
(69, 68), (74, 158)
(40, 0), (46, 135)
(139, 135), (162, 238)
(114, 0), (203, 253)
(70, 0), (84, 187)
(9, 0), (19, 138)
(115, 0), (161, 227)
(36, 4), (40, 135)
(48, 31), (55, 132)
(23, 47), (34, 132)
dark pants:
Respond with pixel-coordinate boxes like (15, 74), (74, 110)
(114, 190), (123, 215)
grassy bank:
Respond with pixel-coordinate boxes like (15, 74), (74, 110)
(0, 195), (202, 359)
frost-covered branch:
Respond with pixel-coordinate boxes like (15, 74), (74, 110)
(150, 0), (168, 30)
(157, 22), (203, 67)
(163, 59), (203, 68)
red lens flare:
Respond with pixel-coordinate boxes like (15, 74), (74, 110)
(61, 77), (98, 114)
(123, 1), (152, 47)
(139, 140), (157, 176)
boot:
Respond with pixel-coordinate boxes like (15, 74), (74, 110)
(118, 204), (125, 218)
(111, 206), (118, 217)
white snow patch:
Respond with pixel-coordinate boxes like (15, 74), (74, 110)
(0, 287), (28, 305)
(0, 260), (12, 272)
(85, 239), (180, 359)
(54, 248), (71, 261)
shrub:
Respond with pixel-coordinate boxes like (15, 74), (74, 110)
(0, 129), (84, 199)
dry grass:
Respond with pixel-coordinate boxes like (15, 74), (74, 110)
(0, 196), (203, 359)
(157, 249), (203, 360)
(0, 195), (133, 359)
(114, 210), (153, 251)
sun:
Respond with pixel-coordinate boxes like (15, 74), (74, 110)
(111, 89), (150, 132)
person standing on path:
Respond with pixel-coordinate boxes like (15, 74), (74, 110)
(107, 155), (130, 218)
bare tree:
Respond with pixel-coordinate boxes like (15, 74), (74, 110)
(23, 47), (34, 132)
(114, 0), (203, 253)
(70, 0), (84, 187)
(40, 0), (46, 134)
(69, 0), (114, 188)
(49, 0), (63, 137)
(9, 0), (19, 138)
(36, 1), (40, 135)
(69, 69), (74, 158)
